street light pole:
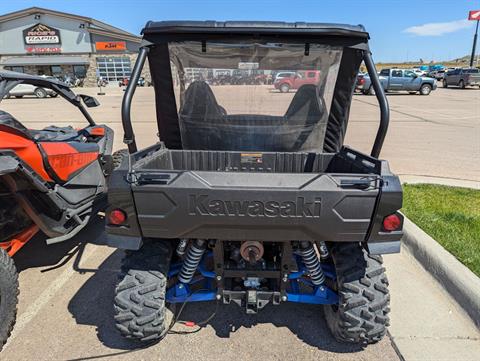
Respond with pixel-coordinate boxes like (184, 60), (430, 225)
(470, 20), (479, 68)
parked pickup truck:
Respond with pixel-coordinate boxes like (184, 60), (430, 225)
(274, 70), (320, 92)
(443, 68), (480, 89)
(358, 68), (437, 95)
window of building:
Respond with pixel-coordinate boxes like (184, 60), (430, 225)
(51, 65), (63, 76)
(73, 65), (87, 78)
(96, 57), (131, 81)
(5, 66), (25, 73)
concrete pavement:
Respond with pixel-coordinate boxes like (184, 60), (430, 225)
(347, 89), (479, 183)
(2, 219), (400, 361)
(4, 218), (479, 361)
(385, 248), (480, 361)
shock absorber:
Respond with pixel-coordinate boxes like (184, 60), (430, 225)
(298, 241), (325, 285)
(176, 238), (188, 258)
(316, 240), (330, 260)
(178, 239), (206, 284)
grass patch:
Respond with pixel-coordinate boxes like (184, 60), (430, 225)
(402, 184), (480, 277)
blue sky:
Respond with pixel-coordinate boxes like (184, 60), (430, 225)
(2, 0), (479, 62)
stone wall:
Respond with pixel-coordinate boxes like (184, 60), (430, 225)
(83, 54), (97, 86)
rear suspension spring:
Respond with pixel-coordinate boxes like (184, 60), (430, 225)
(298, 241), (325, 285)
(178, 239), (206, 284)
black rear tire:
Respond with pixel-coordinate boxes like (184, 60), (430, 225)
(324, 242), (390, 345)
(114, 240), (173, 342)
(0, 248), (18, 351)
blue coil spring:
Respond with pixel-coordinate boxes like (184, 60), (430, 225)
(298, 242), (325, 285)
(178, 241), (206, 284)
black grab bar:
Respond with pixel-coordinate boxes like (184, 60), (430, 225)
(121, 46), (148, 153)
(364, 52), (390, 158)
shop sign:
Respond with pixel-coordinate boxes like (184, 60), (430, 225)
(95, 41), (127, 51)
(468, 10), (480, 20)
(23, 23), (61, 45)
(26, 46), (62, 53)
(238, 62), (259, 70)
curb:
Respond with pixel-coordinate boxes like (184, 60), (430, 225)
(402, 217), (480, 328)
(399, 175), (480, 189)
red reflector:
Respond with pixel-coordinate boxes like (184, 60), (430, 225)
(383, 214), (401, 231)
(108, 209), (126, 225)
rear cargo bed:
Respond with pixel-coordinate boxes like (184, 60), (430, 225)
(125, 145), (384, 242)
(133, 146), (380, 174)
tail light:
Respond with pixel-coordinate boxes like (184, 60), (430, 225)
(358, 77), (365, 85)
(382, 213), (402, 232)
(108, 209), (127, 225)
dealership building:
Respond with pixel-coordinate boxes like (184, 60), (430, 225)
(0, 7), (150, 86)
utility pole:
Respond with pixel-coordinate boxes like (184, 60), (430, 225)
(470, 19), (479, 67)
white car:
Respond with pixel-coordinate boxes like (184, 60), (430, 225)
(412, 69), (427, 77)
(274, 71), (295, 82)
(7, 83), (57, 98)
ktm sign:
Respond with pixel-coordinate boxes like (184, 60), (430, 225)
(96, 41), (127, 51)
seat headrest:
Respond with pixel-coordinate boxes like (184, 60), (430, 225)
(0, 110), (29, 133)
(180, 81), (225, 119)
(284, 84), (324, 121)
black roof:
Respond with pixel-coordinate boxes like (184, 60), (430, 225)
(0, 70), (69, 89)
(0, 70), (78, 106)
(142, 21), (369, 39)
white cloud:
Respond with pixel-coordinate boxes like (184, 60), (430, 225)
(404, 19), (473, 36)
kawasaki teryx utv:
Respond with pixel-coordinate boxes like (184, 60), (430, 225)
(107, 21), (403, 345)
(0, 71), (121, 350)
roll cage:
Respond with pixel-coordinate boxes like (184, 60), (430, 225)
(121, 21), (389, 157)
(0, 70), (98, 126)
